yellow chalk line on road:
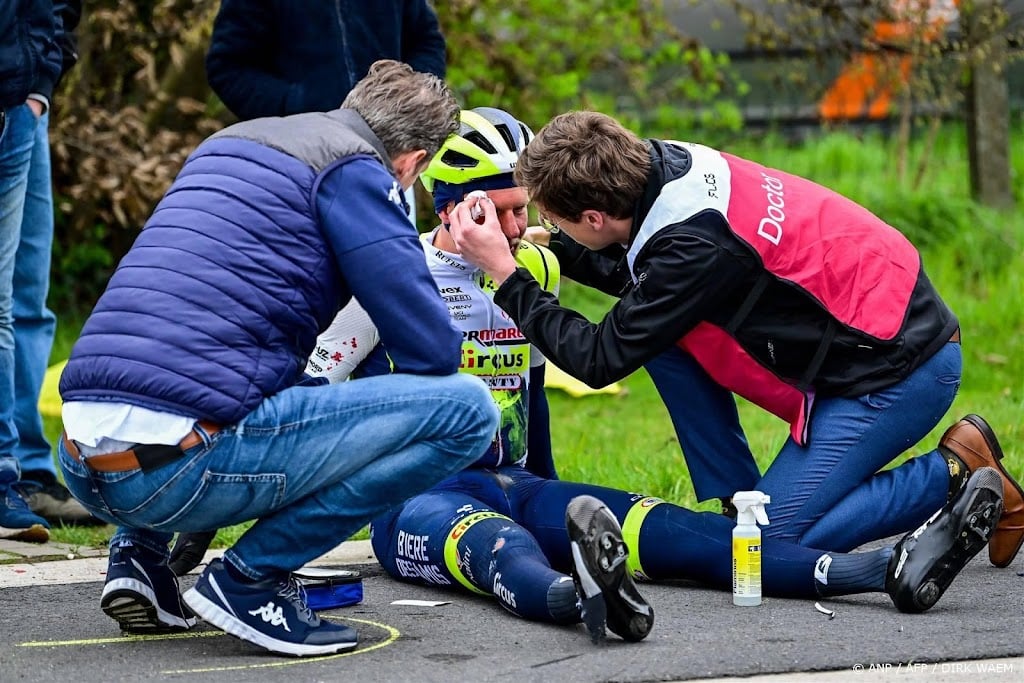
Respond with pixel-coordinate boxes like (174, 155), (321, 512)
(17, 616), (400, 674)
(163, 618), (401, 674)
(20, 630), (219, 647)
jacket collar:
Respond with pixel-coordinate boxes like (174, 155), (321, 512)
(329, 108), (396, 175)
(629, 139), (693, 245)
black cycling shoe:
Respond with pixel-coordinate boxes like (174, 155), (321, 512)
(886, 467), (1003, 614)
(565, 495), (654, 643)
(168, 530), (218, 577)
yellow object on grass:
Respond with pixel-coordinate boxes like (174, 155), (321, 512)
(40, 358), (624, 414)
(39, 360), (67, 418)
(543, 363), (624, 398)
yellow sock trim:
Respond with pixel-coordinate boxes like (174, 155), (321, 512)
(621, 497), (664, 581)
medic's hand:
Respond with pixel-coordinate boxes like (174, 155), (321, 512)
(449, 194), (519, 285)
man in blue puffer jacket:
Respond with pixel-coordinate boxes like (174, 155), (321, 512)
(57, 60), (499, 658)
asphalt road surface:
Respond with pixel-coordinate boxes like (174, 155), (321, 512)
(1, 549), (1021, 683)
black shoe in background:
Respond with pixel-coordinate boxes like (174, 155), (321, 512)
(168, 530), (218, 576)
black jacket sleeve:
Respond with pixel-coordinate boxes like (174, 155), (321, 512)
(548, 231), (633, 297)
(494, 225), (756, 388)
(30, 0), (68, 101)
(53, 0), (81, 86)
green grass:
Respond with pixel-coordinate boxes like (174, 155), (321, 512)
(45, 120), (1024, 549)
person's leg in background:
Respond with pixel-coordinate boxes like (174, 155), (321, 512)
(755, 342), (963, 551)
(9, 110), (96, 525)
(0, 104), (50, 542)
(645, 346), (761, 515)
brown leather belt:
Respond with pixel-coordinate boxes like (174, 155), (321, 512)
(63, 421), (220, 473)
(950, 328), (960, 343)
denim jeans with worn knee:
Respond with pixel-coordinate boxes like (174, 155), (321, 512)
(757, 342), (962, 550)
(59, 372), (498, 579)
(0, 105), (55, 484)
(647, 341), (961, 550)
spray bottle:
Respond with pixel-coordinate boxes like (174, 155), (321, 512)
(732, 491), (771, 606)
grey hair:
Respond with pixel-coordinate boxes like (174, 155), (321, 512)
(342, 60), (460, 161)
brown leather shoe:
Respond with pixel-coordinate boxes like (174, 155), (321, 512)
(938, 415), (1024, 567)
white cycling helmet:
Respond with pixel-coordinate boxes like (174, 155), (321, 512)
(420, 107), (533, 192)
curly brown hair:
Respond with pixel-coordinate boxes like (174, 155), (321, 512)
(514, 111), (650, 221)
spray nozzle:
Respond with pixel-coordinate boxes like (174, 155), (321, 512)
(732, 490), (771, 526)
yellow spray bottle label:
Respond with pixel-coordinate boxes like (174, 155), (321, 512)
(732, 535), (762, 602)
(731, 490), (770, 606)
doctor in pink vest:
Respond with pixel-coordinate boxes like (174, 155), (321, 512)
(448, 110), (1023, 569)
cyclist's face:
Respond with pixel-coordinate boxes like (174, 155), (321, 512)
(439, 186), (529, 255)
(480, 186), (529, 253)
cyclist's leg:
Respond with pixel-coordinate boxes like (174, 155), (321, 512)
(505, 471), (891, 599)
(371, 485), (578, 623)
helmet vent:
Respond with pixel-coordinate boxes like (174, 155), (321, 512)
(517, 123), (532, 146)
(464, 131), (498, 154)
(439, 150), (479, 168)
(493, 124), (518, 154)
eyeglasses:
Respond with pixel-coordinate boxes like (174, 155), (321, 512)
(538, 213), (567, 233)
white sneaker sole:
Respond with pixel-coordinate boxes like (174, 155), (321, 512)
(101, 577), (196, 630)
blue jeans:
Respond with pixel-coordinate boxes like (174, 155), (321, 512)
(646, 342), (961, 550)
(758, 342), (961, 550)
(59, 373), (498, 579)
(645, 346), (761, 500)
(0, 105), (56, 484)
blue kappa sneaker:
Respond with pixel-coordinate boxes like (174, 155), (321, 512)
(0, 483), (50, 543)
(183, 558), (359, 657)
(101, 542), (197, 631)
